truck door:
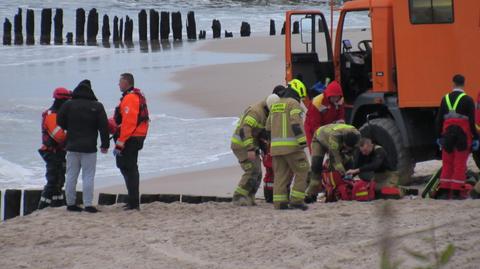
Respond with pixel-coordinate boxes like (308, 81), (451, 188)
(285, 11), (334, 98)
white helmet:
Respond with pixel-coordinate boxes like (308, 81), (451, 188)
(266, 94), (280, 110)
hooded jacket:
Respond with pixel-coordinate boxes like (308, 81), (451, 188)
(57, 80), (110, 153)
(305, 81), (345, 148)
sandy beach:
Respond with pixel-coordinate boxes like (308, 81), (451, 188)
(1, 199), (479, 269)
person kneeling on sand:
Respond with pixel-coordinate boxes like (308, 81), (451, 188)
(346, 137), (404, 198)
(231, 91), (280, 206)
(57, 80), (110, 213)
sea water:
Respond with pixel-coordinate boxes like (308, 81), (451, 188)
(0, 0), (368, 189)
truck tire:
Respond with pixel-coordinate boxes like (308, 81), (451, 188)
(359, 118), (415, 185)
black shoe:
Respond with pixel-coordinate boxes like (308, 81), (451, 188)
(305, 194), (317, 204)
(38, 201), (49, 210)
(84, 206), (100, 213)
(289, 203), (309, 211)
(276, 203), (290, 210)
(67, 205), (83, 212)
(124, 205), (140, 211)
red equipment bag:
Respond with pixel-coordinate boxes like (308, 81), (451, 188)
(352, 180), (376, 201)
(322, 169), (352, 202)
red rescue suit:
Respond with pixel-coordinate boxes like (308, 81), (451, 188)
(439, 93), (473, 193)
(304, 81), (345, 150)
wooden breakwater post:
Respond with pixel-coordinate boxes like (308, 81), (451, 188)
(171, 12), (182, 41)
(160, 11), (170, 40)
(66, 32), (73, 44)
(113, 16), (119, 42)
(270, 19), (276, 36)
(26, 9), (34, 45)
(4, 189), (21, 220)
(54, 9), (63, 44)
(198, 30), (206, 40)
(138, 9), (147, 42)
(281, 21), (286, 35)
(292, 21), (299, 34)
(150, 9), (159, 41)
(124, 16), (133, 44)
(40, 8), (52, 45)
(212, 19), (221, 39)
(14, 8), (23, 45)
(75, 8), (85, 45)
(86, 8), (99, 45)
(119, 17), (124, 42)
(240, 21), (251, 37)
(23, 190), (42, 216)
(102, 14), (110, 43)
(186, 11), (196, 40)
(98, 193), (117, 206)
(3, 19), (12, 45)
(224, 30), (233, 38)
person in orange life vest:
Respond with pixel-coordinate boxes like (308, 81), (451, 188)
(436, 74), (479, 199)
(113, 73), (149, 210)
(38, 87), (72, 209)
(304, 81), (345, 150)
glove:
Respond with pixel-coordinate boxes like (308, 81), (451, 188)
(473, 140), (480, 151)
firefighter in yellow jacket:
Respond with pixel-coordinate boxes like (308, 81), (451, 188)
(232, 94), (280, 206)
(266, 79), (309, 210)
(305, 123), (361, 199)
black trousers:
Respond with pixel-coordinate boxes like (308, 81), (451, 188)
(116, 137), (144, 207)
(39, 150), (66, 206)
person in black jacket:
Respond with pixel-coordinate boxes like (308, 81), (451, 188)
(435, 74), (479, 199)
(346, 137), (400, 193)
(57, 80), (109, 213)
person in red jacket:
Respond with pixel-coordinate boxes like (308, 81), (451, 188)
(304, 81), (345, 150)
(113, 73), (149, 210)
(38, 87), (71, 209)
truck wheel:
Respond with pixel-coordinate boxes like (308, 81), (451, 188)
(359, 118), (414, 185)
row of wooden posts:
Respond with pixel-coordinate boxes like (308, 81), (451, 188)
(0, 189), (233, 221)
(3, 8), (297, 46)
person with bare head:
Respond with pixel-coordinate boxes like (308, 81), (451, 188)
(112, 73), (150, 210)
(346, 137), (401, 197)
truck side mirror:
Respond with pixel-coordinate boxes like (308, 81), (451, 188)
(300, 18), (312, 44)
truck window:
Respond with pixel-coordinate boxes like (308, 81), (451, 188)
(290, 14), (330, 61)
(409, 0), (454, 24)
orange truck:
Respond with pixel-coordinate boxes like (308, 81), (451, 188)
(285, 0), (480, 183)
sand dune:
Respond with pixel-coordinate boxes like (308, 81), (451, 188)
(1, 199), (479, 269)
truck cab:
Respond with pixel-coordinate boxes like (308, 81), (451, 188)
(285, 0), (480, 184)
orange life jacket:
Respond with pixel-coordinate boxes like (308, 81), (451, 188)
(40, 110), (66, 152)
(114, 88), (150, 146)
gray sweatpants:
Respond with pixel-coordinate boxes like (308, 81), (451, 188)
(65, 151), (97, 207)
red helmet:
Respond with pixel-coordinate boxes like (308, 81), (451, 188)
(53, 87), (72, 100)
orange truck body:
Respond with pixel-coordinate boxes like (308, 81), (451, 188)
(284, 0), (480, 180)
(286, 0), (480, 108)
